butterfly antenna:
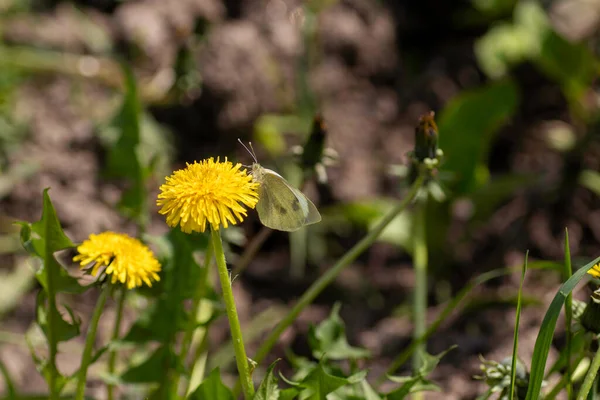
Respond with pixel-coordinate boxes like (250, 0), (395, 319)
(237, 138), (258, 163)
(248, 142), (258, 162)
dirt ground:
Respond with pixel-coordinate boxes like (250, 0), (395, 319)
(1, 0), (599, 399)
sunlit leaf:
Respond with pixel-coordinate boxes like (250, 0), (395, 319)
(253, 360), (281, 400)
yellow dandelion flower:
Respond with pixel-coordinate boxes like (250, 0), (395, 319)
(589, 263), (600, 278)
(73, 232), (161, 289)
(157, 157), (259, 233)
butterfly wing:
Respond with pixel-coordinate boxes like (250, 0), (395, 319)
(257, 169), (321, 232)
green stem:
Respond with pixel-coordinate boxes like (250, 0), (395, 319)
(248, 174), (424, 373)
(577, 343), (600, 400)
(107, 287), (126, 400)
(211, 228), (255, 400)
(45, 264), (60, 400)
(411, 196), (428, 400)
(75, 284), (110, 400)
(564, 229), (574, 400)
(178, 243), (213, 396)
(412, 198), (428, 371)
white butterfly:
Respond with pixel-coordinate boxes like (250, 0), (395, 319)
(239, 140), (321, 232)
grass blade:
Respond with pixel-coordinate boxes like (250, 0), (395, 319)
(564, 229), (574, 400)
(525, 255), (600, 400)
(509, 252), (528, 400)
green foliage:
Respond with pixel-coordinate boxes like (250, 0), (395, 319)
(308, 303), (371, 361)
(437, 79), (519, 194)
(253, 361), (281, 400)
(16, 190), (87, 397)
(187, 368), (234, 400)
(475, 1), (597, 102)
(386, 346), (456, 399)
(525, 255), (600, 400)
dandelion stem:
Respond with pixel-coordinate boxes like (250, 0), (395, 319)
(179, 243), (213, 396)
(237, 174), (425, 394)
(107, 287), (126, 400)
(75, 284), (110, 400)
(211, 228), (255, 400)
(45, 261), (60, 400)
(412, 197), (428, 377)
(577, 341), (600, 400)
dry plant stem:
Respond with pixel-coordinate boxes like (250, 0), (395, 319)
(211, 228), (255, 400)
(179, 243), (213, 396)
(234, 174), (425, 395)
(75, 284), (110, 400)
(107, 287), (126, 400)
(577, 343), (600, 400)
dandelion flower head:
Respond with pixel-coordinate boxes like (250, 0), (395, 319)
(589, 263), (600, 279)
(157, 157), (259, 233)
(73, 232), (161, 289)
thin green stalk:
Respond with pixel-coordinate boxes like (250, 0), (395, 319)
(45, 262), (60, 400)
(211, 228), (255, 400)
(178, 243), (213, 396)
(564, 229), (574, 400)
(577, 343), (600, 400)
(412, 198), (428, 374)
(509, 253), (528, 400)
(249, 175), (424, 369)
(75, 284), (110, 400)
(107, 287), (126, 400)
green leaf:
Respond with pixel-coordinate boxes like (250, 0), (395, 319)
(17, 190), (84, 294)
(290, 363), (366, 400)
(387, 346), (456, 399)
(187, 368), (234, 400)
(35, 292), (81, 342)
(253, 360), (281, 400)
(17, 189), (83, 357)
(120, 345), (174, 384)
(308, 303), (370, 361)
(438, 79), (519, 194)
(360, 380), (383, 400)
(525, 255), (600, 400)
(279, 388), (301, 400)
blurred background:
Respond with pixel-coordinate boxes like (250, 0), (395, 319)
(0, 0), (599, 398)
